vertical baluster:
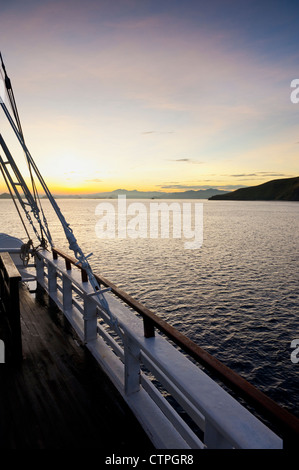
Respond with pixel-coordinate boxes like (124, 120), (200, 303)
(35, 254), (44, 287)
(0, 339), (4, 364)
(62, 273), (72, 311)
(48, 263), (57, 294)
(124, 335), (141, 395)
(8, 271), (22, 363)
(83, 295), (97, 343)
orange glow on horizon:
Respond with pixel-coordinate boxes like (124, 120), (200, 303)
(0, 180), (237, 196)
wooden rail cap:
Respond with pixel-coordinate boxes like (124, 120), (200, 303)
(0, 251), (22, 281)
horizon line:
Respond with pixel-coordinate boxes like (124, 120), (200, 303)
(0, 186), (236, 197)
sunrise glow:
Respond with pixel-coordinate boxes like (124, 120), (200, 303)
(0, 0), (298, 195)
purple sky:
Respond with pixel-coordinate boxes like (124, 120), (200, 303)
(0, 0), (298, 193)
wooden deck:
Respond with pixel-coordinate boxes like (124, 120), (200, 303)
(0, 283), (154, 450)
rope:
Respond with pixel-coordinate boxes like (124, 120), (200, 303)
(0, 53), (117, 325)
(0, 52), (52, 248)
(20, 239), (33, 266)
(0, 161), (31, 240)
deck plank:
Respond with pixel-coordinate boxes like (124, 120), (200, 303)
(0, 284), (153, 450)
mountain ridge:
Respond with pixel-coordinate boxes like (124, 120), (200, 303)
(88, 188), (230, 199)
(209, 176), (299, 201)
(0, 188), (229, 199)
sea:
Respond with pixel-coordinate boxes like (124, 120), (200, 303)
(0, 197), (298, 419)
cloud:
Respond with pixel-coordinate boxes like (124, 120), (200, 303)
(85, 178), (103, 183)
(230, 174), (258, 177)
(159, 184), (246, 190)
(169, 158), (204, 164)
(160, 184), (206, 189)
(141, 131), (174, 134)
(228, 172), (291, 178)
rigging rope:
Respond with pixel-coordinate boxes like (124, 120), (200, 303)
(0, 161), (31, 240)
(0, 52), (119, 327)
(0, 52), (51, 249)
(0, 160), (37, 266)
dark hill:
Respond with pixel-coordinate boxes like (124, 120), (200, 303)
(209, 177), (299, 201)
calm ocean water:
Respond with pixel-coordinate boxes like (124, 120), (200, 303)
(1, 198), (298, 418)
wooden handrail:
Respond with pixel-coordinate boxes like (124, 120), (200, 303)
(52, 247), (88, 281)
(51, 247), (299, 447)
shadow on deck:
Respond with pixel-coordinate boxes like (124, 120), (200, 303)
(0, 284), (154, 450)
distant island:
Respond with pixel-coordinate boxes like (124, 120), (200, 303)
(0, 188), (229, 200)
(209, 176), (299, 201)
(84, 188), (230, 199)
(0, 188), (232, 200)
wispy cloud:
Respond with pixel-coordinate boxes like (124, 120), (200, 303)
(227, 172), (291, 179)
(159, 184), (246, 190)
(141, 131), (174, 135)
(85, 178), (103, 183)
(169, 158), (204, 164)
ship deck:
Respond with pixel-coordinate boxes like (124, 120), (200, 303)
(0, 283), (153, 450)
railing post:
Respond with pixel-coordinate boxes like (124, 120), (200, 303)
(8, 272), (22, 364)
(124, 335), (141, 395)
(0, 252), (22, 364)
(0, 339), (4, 364)
(62, 273), (72, 311)
(35, 254), (45, 287)
(48, 263), (57, 294)
(143, 317), (155, 338)
(83, 295), (97, 343)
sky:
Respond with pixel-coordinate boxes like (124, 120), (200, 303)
(0, 0), (298, 194)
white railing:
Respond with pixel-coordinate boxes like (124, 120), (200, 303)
(31, 248), (283, 449)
